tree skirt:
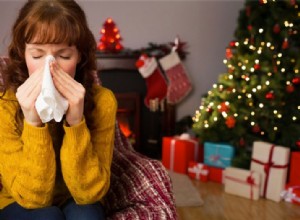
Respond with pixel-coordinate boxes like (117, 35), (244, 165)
(168, 171), (204, 207)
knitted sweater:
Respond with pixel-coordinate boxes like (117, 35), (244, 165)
(0, 85), (117, 209)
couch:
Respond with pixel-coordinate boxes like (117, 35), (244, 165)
(0, 57), (178, 219)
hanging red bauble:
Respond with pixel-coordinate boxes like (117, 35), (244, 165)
(250, 36), (255, 44)
(292, 77), (300, 85)
(286, 84), (295, 93)
(226, 48), (233, 59)
(265, 91), (275, 100)
(282, 38), (289, 49)
(229, 41), (237, 48)
(218, 102), (229, 112)
(239, 137), (245, 147)
(254, 64), (260, 70)
(252, 124), (261, 133)
(206, 107), (213, 113)
(225, 116), (236, 128)
(291, 0), (296, 6)
(228, 68), (234, 73)
(273, 24), (280, 34)
(247, 25), (253, 31)
(296, 139), (300, 148)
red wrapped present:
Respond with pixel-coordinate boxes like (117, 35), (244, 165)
(288, 152), (300, 185)
(224, 167), (260, 200)
(162, 134), (202, 174)
(188, 162), (209, 182)
(208, 166), (224, 183)
(250, 141), (290, 202)
(281, 184), (300, 205)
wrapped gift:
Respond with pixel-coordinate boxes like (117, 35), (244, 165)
(162, 134), (202, 174)
(281, 184), (300, 205)
(288, 152), (300, 185)
(208, 166), (224, 183)
(204, 142), (235, 168)
(250, 141), (290, 202)
(224, 167), (260, 200)
(188, 162), (209, 182)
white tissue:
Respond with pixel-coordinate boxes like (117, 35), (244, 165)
(35, 55), (69, 123)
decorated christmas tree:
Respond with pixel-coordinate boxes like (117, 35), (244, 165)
(97, 18), (123, 52)
(192, 0), (300, 168)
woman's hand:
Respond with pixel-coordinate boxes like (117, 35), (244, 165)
(16, 67), (43, 127)
(50, 61), (85, 126)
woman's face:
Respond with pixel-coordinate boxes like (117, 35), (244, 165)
(24, 43), (80, 78)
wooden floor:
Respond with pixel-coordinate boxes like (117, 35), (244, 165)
(176, 180), (300, 220)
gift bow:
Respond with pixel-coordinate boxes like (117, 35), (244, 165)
(225, 171), (258, 200)
(206, 145), (231, 167)
(281, 186), (300, 203)
(252, 145), (288, 198)
(188, 164), (209, 180)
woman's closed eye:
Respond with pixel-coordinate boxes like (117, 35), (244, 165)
(59, 55), (71, 60)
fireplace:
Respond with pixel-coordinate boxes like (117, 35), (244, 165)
(96, 53), (176, 158)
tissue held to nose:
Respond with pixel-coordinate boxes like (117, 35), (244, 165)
(35, 55), (69, 123)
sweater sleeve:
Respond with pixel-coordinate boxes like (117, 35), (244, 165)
(60, 87), (117, 204)
(0, 98), (56, 208)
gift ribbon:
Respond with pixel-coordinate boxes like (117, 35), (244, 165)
(251, 145), (288, 198)
(170, 138), (199, 171)
(206, 144), (231, 167)
(188, 164), (209, 180)
(281, 186), (300, 203)
(225, 171), (258, 200)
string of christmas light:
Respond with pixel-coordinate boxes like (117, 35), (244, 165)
(192, 0), (300, 153)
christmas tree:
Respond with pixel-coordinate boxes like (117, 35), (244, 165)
(192, 0), (300, 168)
(98, 18), (123, 52)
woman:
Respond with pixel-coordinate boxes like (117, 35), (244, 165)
(0, 0), (117, 219)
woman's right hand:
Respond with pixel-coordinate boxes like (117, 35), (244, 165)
(16, 67), (43, 127)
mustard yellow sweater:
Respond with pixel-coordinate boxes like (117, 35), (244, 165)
(0, 85), (117, 209)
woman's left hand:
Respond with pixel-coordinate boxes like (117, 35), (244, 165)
(50, 62), (85, 126)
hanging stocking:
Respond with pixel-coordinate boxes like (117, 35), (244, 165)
(136, 54), (168, 108)
(159, 51), (192, 104)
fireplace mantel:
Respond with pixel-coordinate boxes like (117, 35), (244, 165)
(96, 51), (137, 70)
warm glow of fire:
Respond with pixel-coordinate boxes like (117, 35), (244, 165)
(118, 115), (133, 138)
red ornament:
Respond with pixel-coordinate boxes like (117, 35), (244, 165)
(291, 0), (296, 6)
(286, 84), (295, 93)
(239, 138), (245, 147)
(265, 91), (275, 100)
(97, 18), (124, 52)
(282, 38), (289, 49)
(273, 24), (280, 34)
(247, 25), (253, 31)
(206, 107), (213, 113)
(250, 35), (255, 44)
(229, 41), (237, 48)
(218, 102), (229, 113)
(252, 124), (261, 133)
(225, 116), (236, 128)
(296, 140), (300, 148)
(292, 77), (300, 85)
(226, 48), (233, 59)
(254, 64), (260, 70)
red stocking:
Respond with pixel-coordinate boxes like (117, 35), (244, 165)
(136, 54), (168, 108)
(159, 51), (192, 104)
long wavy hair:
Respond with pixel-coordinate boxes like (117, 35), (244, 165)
(2, 0), (96, 129)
